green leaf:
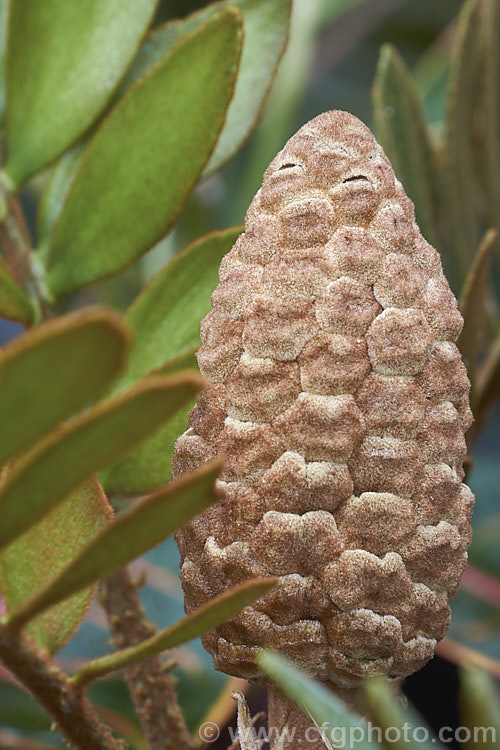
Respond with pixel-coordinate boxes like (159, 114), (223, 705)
(0, 372), (203, 551)
(458, 229), (497, 386)
(3, 0), (157, 186)
(100, 227), (241, 495)
(412, 37), (451, 128)
(113, 227), (242, 392)
(373, 44), (440, 249)
(364, 677), (436, 750)
(206, 0), (291, 174)
(0, 307), (128, 468)
(0, 259), (36, 324)
(37, 142), (87, 246)
(235, 0), (322, 218)
(459, 666), (500, 750)
(156, 347), (199, 378)
(258, 651), (381, 750)
(101, 348), (199, 495)
(481, 0), (500, 264)
(0, 478), (111, 653)
(0, 0), (7, 124)
(444, 0), (482, 284)
(7, 460), (222, 633)
(42, 10), (243, 297)
(71, 577), (276, 688)
(122, 1), (290, 176)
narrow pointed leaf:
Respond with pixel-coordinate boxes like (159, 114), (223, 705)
(7, 460), (222, 632)
(459, 666), (500, 750)
(101, 348), (199, 495)
(0, 0), (7, 124)
(0, 373), (203, 550)
(123, 0), (290, 176)
(0, 261), (36, 324)
(373, 44), (440, 248)
(71, 577), (276, 688)
(458, 229), (497, 384)
(0, 479), (111, 653)
(444, 0), (482, 284)
(113, 227), (242, 393)
(364, 677), (436, 750)
(0, 308), (128, 468)
(481, 0), (500, 264)
(412, 39), (451, 127)
(42, 10), (243, 297)
(4, 0), (157, 186)
(258, 651), (381, 750)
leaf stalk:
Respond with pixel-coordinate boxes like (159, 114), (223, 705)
(98, 568), (193, 750)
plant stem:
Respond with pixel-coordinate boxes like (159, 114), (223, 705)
(267, 688), (329, 749)
(0, 176), (51, 317)
(72, 578), (275, 690)
(0, 622), (125, 750)
(0, 179), (124, 750)
(0, 178), (30, 285)
(100, 568), (192, 750)
(0, 172), (192, 750)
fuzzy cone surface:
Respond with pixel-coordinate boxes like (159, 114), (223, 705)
(173, 111), (474, 688)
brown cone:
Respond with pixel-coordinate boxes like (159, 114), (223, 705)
(173, 111), (474, 689)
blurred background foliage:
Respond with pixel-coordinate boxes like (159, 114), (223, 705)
(16, 0), (468, 313)
(1, 0), (500, 748)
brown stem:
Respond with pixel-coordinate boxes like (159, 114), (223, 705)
(0, 180), (50, 317)
(267, 686), (367, 749)
(0, 189), (30, 285)
(267, 688), (329, 749)
(0, 182), (125, 750)
(0, 622), (124, 750)
(100, 568), (192, 750)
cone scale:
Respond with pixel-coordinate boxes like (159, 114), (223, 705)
(173, 111), (474, 691)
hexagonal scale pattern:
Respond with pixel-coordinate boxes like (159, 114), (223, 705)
(172, 111), (474, 688)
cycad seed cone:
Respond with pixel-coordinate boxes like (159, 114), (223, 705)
(173, 111), (474, 688)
